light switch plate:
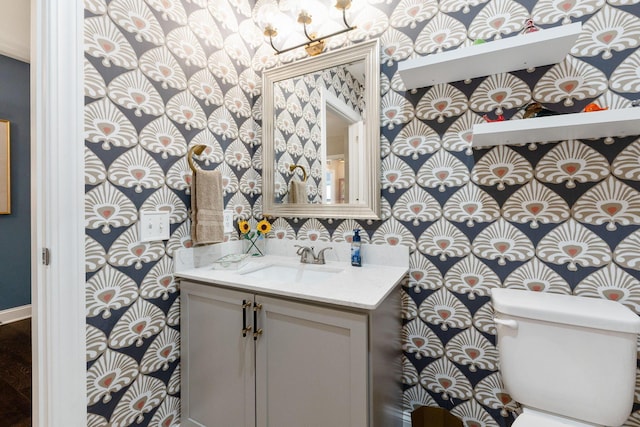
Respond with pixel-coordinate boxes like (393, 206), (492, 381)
(223, 210), (234, 233)
(139, 211), (171, 242)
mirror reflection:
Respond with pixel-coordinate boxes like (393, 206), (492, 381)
(263, 40), (380, 220)
(273, 60), (364, 205)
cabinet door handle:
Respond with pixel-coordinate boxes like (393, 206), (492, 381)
(242, 300), (252, 337)
(253, 302), (263, 341)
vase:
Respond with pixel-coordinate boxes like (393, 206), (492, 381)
(243, 234), (265, 257)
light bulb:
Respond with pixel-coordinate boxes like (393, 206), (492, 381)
(344, 0), (364, 13)
(298, 0), (329, 35)
(255, 1), (280, 31)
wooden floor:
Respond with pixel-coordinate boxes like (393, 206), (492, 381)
(0, 319), (31, 427)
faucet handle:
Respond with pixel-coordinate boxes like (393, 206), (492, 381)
(294, 244), (312, 253)
(315, 247), (333, 264)
(294, 245), (313, 263)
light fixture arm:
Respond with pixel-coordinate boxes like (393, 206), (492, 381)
(268, 35), (280, 53)
(302, 20), (315, 44)
(339, 5), (352, 29)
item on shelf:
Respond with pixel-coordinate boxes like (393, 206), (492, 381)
(521, 18), (539, 34)
(583, 103), (608, 112)
(520, 102), (562, 119)
(473, 39), (486, 45)
(482, 114), (505, 123)
(472, 106), (640, 148)
(631, 99), (640, 107)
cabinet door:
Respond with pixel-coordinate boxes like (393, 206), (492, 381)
(181, 282), (255, 427)
(255, 296), (368, 427)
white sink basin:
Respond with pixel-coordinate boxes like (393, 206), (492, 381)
(239, 263), (343, 284)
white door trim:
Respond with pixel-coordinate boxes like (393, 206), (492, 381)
(31, 0), (86, 425)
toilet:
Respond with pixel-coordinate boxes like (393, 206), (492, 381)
(491, 288), (640, 427)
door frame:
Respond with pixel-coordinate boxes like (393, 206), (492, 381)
(31, 0), (86, 425)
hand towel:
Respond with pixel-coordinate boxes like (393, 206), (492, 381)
(191, 169), (224, 245)
(289, 180), (308, 204)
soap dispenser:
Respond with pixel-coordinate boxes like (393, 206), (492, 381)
(351, 229), (362, 267)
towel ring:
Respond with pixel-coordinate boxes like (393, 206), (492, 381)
(188, 144), (208, 174)
(289, 164), (308, 182)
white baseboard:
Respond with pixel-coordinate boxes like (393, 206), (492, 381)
(0, 304), (32, 324)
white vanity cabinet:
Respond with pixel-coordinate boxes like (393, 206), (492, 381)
(180, 279), (401, 427)
(180, 283), (255, 427)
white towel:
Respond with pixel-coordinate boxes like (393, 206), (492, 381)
(191, 169), (224, 245)
(289, 180), (307, 204)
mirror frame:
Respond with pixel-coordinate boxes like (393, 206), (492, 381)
(262, 39), (380, 219)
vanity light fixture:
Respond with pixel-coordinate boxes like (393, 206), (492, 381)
(260, 0), (356, 56)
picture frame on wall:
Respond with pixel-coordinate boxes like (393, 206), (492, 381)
(0, 119), (10, 214)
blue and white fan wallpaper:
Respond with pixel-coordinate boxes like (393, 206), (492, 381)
(83, 0), (640, 425)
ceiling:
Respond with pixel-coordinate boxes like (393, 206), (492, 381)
(0, 0), (30, 63)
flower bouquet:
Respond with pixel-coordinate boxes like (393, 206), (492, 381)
(238, 219), (271, 257)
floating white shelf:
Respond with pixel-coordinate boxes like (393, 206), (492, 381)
(471, 108), (640, 147)
(398, 22), (582, 90)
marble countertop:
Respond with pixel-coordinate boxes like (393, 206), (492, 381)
(175, 253), (408, 311)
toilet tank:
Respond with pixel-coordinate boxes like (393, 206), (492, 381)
(492, 289), (640, 426)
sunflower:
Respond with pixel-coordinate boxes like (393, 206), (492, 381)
(238, 220), (250, 234)
(257, 219), (272, 234)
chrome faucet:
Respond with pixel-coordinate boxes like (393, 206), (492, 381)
(294, 245), (332, 265)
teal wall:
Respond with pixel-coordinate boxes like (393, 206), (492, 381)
(0, 54), (30, 311)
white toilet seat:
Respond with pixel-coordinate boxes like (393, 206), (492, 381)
(513, 408), (601, 427)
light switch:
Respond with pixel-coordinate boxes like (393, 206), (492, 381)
(139, 211), (171, 242)
(223, 210), (234, 233)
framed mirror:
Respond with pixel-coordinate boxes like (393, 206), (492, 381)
(263, 39), (380, 219)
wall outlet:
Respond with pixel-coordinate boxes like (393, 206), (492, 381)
(139, 211), (171, 242)
(223, 210), (234, 233)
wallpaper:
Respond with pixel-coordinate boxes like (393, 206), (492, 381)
(83, 0), (258, 425)
(83, 0), (640, 426)
(273, 64), (364, 204)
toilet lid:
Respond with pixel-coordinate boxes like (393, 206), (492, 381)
(513, 409), (597, 427)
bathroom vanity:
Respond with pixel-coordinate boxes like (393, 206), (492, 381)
(175, 242), (408, 427)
